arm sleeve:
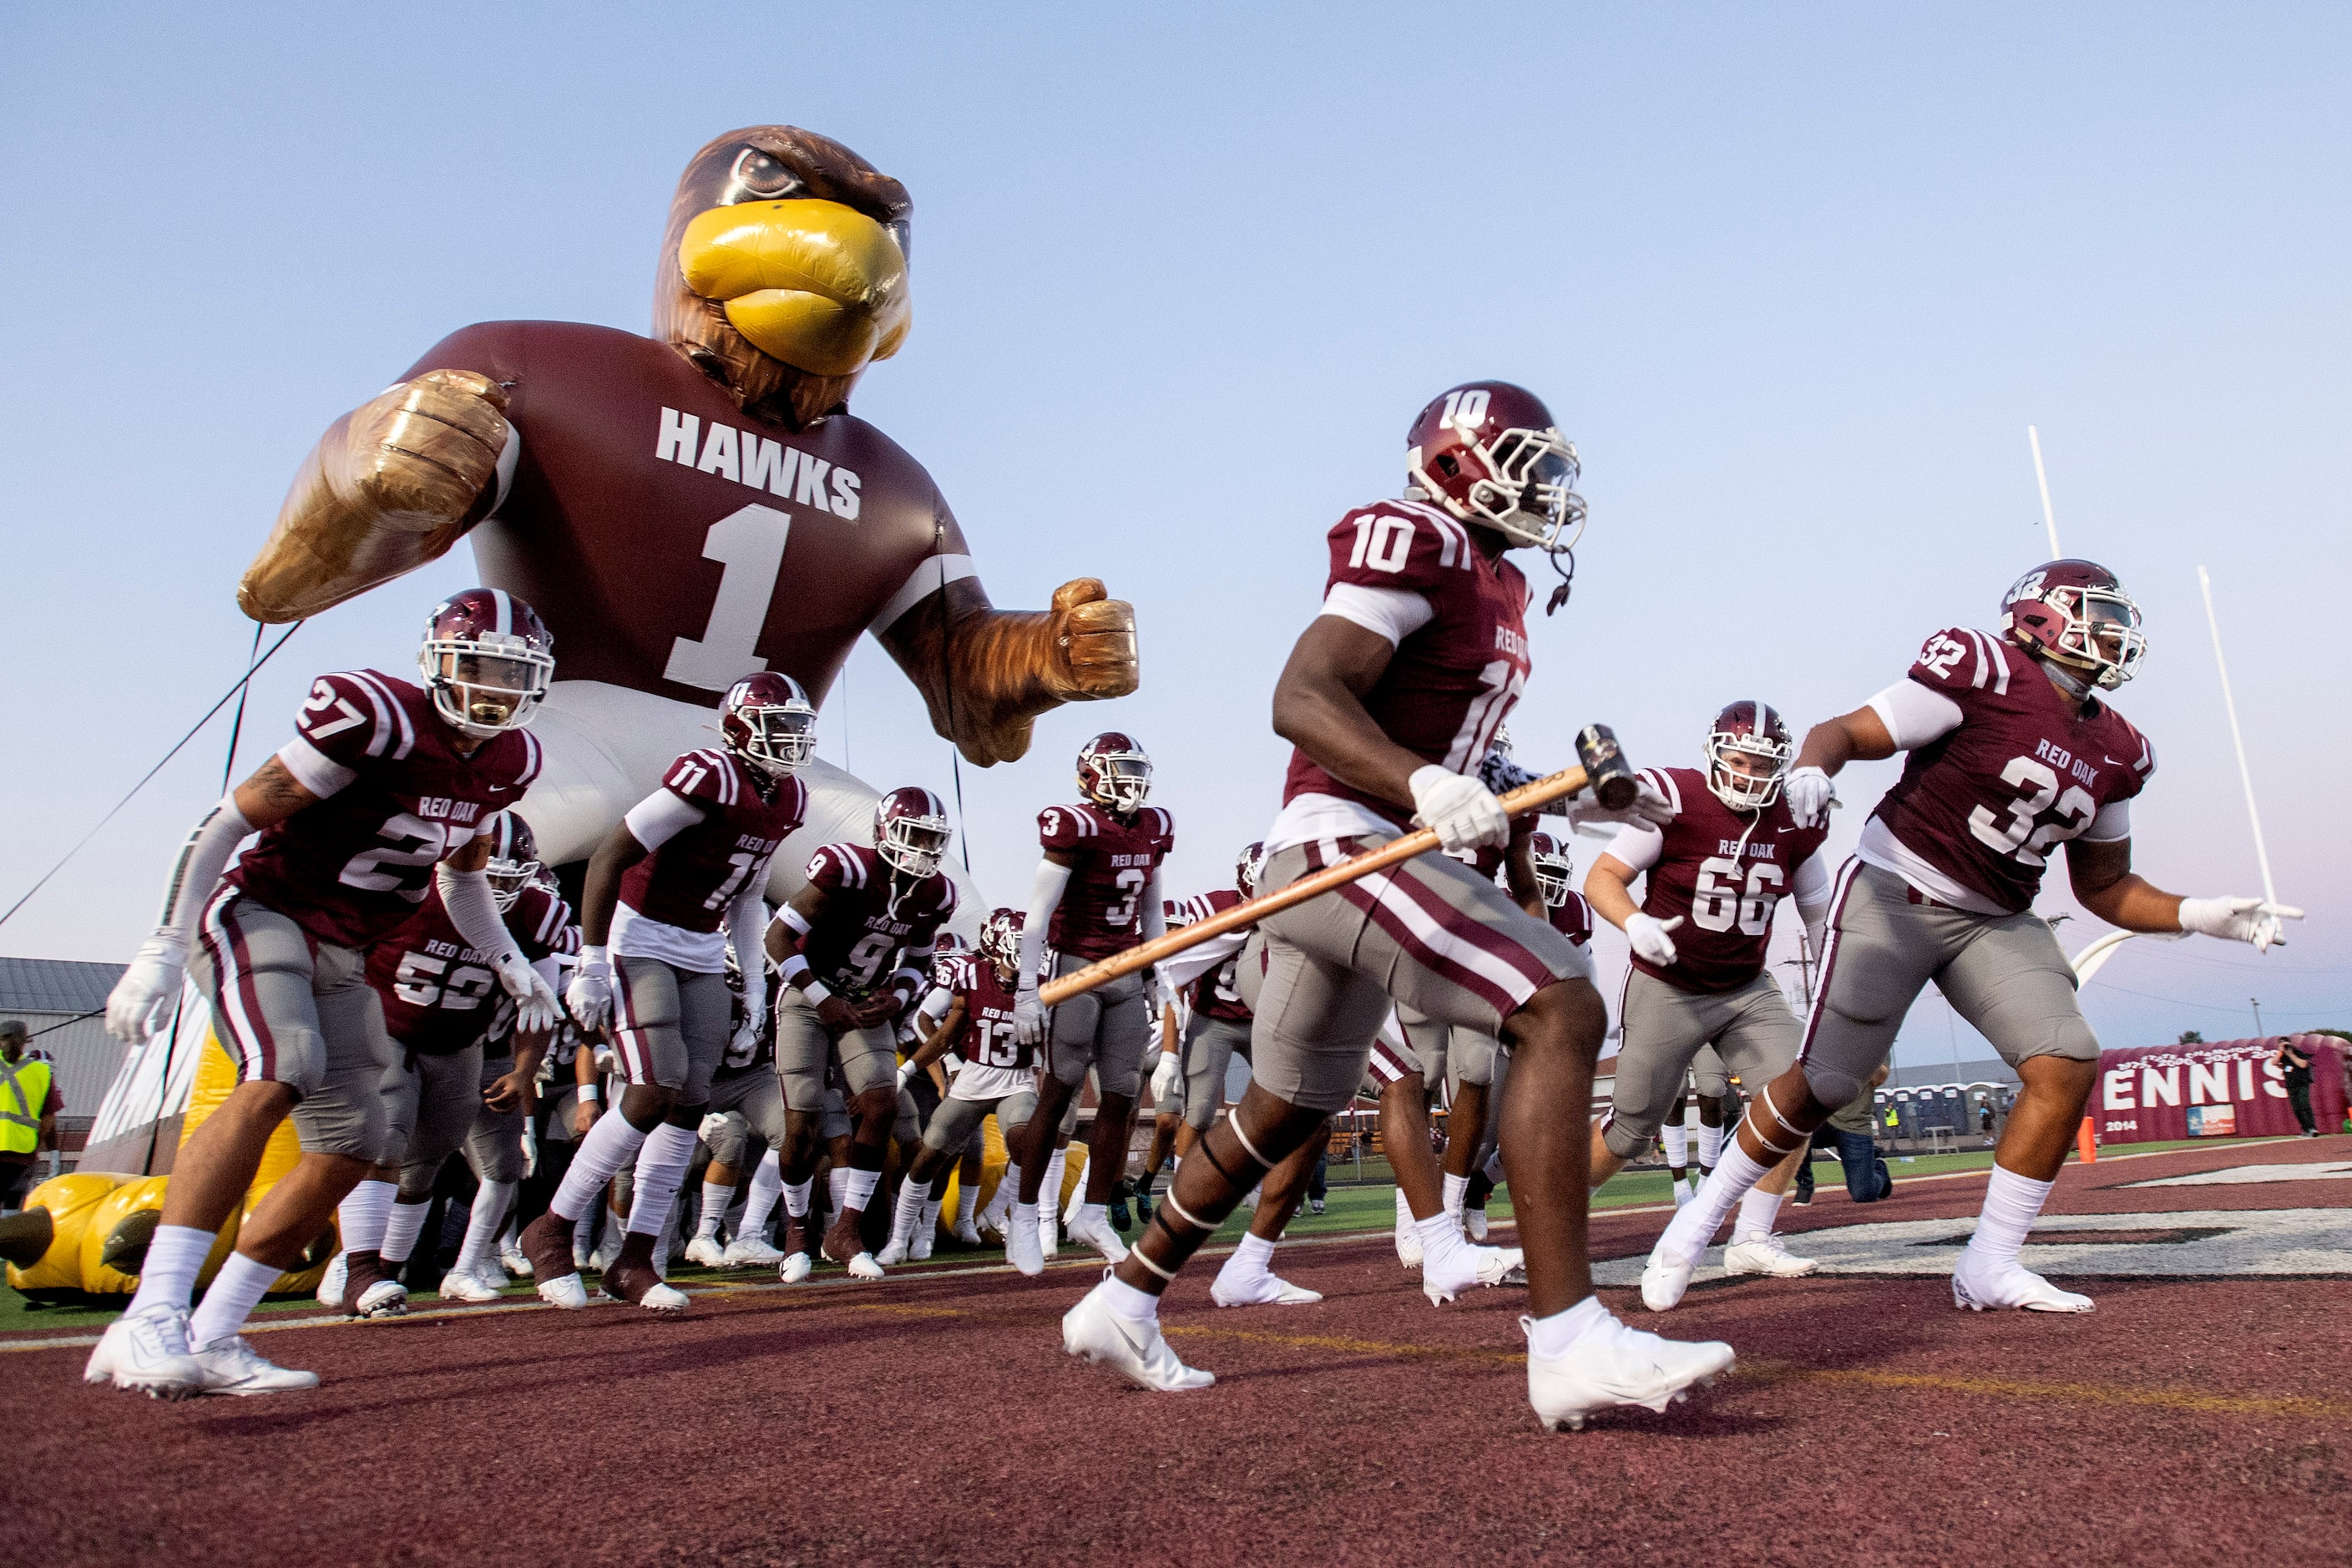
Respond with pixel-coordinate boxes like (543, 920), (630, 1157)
(918, 984), (954, 1027)
(622, 788), (706, 852)
(726, 891), (770, 1002)
(1601, 822), (1665, 873)
(1867, 678), (1966, 749)
(149, 798), (255, 953)
(1139, 869), (1166, 944)
(533, 955), (563, 992)
(1793, 856), (1834, 963)
(276, 737), (355, 798)
(2080, 799), (2132, 843)
(1015, 859), (1073, 992)
(438, 863), (524, 965)
(1318, 583), (1434, 646)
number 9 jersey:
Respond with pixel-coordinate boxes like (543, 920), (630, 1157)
(227, 670), (544, 948)
(1864, 626), (2154, 915)
(1606, 766), (1828, 994)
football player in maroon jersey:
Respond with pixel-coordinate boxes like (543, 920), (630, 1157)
(92, 591), (560, 1399)
(1646, 563), (2302, 1314)
(1004, 734), (1176, 1272)
(1584, 703), (1832, 1285)
(519, 673), (812, 1312)
(1060, 382), (1731, 1429)
(765, 787), (959, 1279)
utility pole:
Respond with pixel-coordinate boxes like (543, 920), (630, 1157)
(2251, 997), (2265, 1037)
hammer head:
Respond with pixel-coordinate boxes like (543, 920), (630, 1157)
(1576, 724), (1638, 811)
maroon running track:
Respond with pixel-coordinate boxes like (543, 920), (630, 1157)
(14, 1137), (2351, 1566)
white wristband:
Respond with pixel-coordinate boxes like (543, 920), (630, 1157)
(803, 979), (833, 1006)
(578, 1084), (599, 1103)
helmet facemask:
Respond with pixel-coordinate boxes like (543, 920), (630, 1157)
(1083, 751), (1152, 813)
(877, 806), (953, 879)
(1706, 727), (1793, 812)
(980, 910), (1023, 987)
(1416, 428), (1587, 554)
(731, 701), (817, 777)
(2039, 584), (2147, 690)
(1531, 849), (1573, 908)
(422, 635), (554, 739)
(485, 852), (540, 913)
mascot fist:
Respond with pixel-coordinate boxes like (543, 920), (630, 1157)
(928, 576), (1140, 766)
(1044, 579), (1139, 704)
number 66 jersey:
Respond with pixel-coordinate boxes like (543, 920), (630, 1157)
(1863, 626), (2154, 915)
(1607, 767), (1829, 994)
(228, 670), (544, 948)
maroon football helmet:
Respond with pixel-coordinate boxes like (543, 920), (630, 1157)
(721, 672), (817, 777)
(1999, 559), (2147, 690)
(483, 812), (542, 912)
(1526, 830), (1573, 908)
(1705, 701), (1795, 812)
(1405, 382), (1585, 553)
(1075, 732), (1152, 813)
(928, 929), (969, 991)
(1236, 841), (1266, 899)
(979, 907), (1024, 985)
(873, 785), (953, 878)
(419, 589), (554, 738)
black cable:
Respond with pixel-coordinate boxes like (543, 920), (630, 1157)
(0, 620), (305, 933)
(219, 620), (265, 795)
(932, 524), (974, 876)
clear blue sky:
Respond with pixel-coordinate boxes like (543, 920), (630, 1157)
(3, 3), (2344, 1067)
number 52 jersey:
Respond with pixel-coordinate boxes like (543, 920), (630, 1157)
(1864, 626), (2154, 916)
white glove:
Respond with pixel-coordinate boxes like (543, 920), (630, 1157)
(1151, 1050), (1184, 1106)
(106, 936), (186, 1044)
(1014, 989), (1045, 1044)
(1785, 766), (1836, 828)
(698, 1110), (732, 1144)
(729, 1002), (766, 1063)
(567, 950), (614, 1031)
(1626, 912), (1685, 967)
(1565, 776), (1676, 834)
(2177, 896), (2304, 952)
(494, 952), (561, 1037)
(895, 1059), (916, 1090)
(1409, 764), (1510, 852)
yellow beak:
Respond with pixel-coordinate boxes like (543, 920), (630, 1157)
(678, 199), (911, 377)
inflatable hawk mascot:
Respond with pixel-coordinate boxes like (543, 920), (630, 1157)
(235, 124), (1138, 905)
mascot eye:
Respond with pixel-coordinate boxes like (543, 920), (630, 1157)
(726, 148), (804, 203)
(886, 217), (913, 264)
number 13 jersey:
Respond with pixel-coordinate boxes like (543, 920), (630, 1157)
(1039, 803), (1174, 959)
(1864, 626), (2154, 916)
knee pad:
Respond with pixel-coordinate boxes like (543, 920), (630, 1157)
(1601, 1114), (1654, 1161)
(1799, 1060), (1868, 1113)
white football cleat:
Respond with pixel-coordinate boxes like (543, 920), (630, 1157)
(1039, 1210), (1060, 1260)
(437, 1269), (503, 1302)
(844, 1251), (884, 1281)
(1722, 1233), (1819, 1278)
(953, 1217), (983, 1245)
(1951, 1255), (2094, 1313)
(1464, 1209), (1490, 1242)
(1639, 1247), (1697, 1313)
(499, 1242), (534, 1278)
(1007, 1205), (1044, 1277)
(1066, 1210), (1130, 1264)
(876, 1235), (913, 1267)
(1671, 1180), (1692, 1209)
(721, 1235), (785, 1267)
(315, 1253), (347, 1311)
(780, 1251), (813, 1284)
(640, 1279), (692, 1312)
(1393, 1190), (1423, 1269)
(683, 1236), (730, 1269)
(83, 1305), (203, 1400)
(537, 1269), (591, 1310)
(1524, 1314), (1734, 1431)
(1211, 1270), (1323, 1308)
(354, 1277), (408, 1320)
(911, 1222), (936, 1262)
(1062, 1280), (1215, 1391)
(190, 1334), (321, 1397)
(1424, 1244), (1525, 1306)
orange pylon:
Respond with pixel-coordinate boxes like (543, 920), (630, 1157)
(2076, 1117), (2097, 1163)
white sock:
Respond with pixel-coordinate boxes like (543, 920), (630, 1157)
(891, 1181), (926, 1243)
(1661, 1123), (1688, 1171)
(1698, 1122), (1724, 1171)
(1417, 1211), (1469, 1273)
(1732, 1186), (1783, 1244)
(552, 1113), (650, 1222)
(128, 1223), (218, 1317)
(187, 1250), (281, 1350)
(1075, 1200), (1107, 1232)
(1524, 1293), (1613, 1359)
(382, 1197), (431, 1265)
(695, 1181), (732, 1240)
(624, 1123), (698, 1238)
(1230, 1231), (1275, 1275)
(989, 1162), (1021, 1213)
(842, 1166), (882, 1214)
(1040, 1148), (1068, 1207)
(458, 1180), (513, 1277)
(955, 1183), (979, 1227)
(1395, 1186), (1414, 1227)
(337, 1178), (397, 1252)
(1011, 1200), (1039, 1235)
(1100, 1272), (1159, 1323)
(741, 1151), (785, 1236)
(827, 1166), (852, 1211)
(1964, 1166), (2056, 1272)
(1442, 1171), (1469, 1217)
(783, 1177), (812, 1219)
(920, 1196), (943, 1236)
(1657, 1141), (1774, 1266)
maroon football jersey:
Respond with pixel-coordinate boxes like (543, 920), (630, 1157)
(227, 671), (542, 948)
(798, 843), (958, 994)
(1547, 889), (1596, 948)
(1282, 499), (1531, 825)
(403, 323), (975, 709)
(618, 748), (807, 933)
(1172, 889), (1252, 1022)
(1039, 803), (1175, 959)
(952, 952), (1029, 1072)
(1622, 766), (1828, 994)
(368, 881), (575, 1055)
(1873, 628), (2154, 913)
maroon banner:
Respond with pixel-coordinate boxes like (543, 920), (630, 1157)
(2094, 1034), (2346, 1144)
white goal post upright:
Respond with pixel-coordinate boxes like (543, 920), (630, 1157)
(2028, 425), (2062, 559)
(2197, 565), (2281, 913)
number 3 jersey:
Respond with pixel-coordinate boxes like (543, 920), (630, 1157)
(943, 952), (1030, 1099)
(1606, 766), (1829, 994)
(367, 878), (578, 1055)
(793, 842), (958, 996)
(1039, 803), (1174, 959)
(1272, 499), (1531, 850)
(614, 747), (807, 969)
(230, 670), (544, 948)
(1863, 627), (2153, 916)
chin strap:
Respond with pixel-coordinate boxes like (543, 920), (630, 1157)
(1544, 545), (1576, 616)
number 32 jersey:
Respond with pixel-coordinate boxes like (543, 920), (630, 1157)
(1039, 803), (1174, 959)
(228, 670), (544, 949)
(1865, 627), (2154, 916)
(1608, 766), (1828, 994)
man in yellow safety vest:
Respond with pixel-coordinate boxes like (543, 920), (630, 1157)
(0, 1020), (62, 1213)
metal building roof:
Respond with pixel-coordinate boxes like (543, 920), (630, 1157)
(0, 956), (126, 1018)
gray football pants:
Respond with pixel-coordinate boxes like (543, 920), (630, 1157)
(1603, 970), (1801, 1160)
(382, 1043), (485, 1186)
(1802, 862), (2097, 1110)
(612, 955), (731, 1107)
(923, 1089), (1039, 1157)
(1181, 1015), (1252, 1130)
(705, 1066), (792, 1170)
(1044, 952), (1150, 1099)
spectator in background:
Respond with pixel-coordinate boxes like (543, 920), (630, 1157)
(2273, 1038), (2317, 1137)
(1793, 1063), (1893, 1205)
(0, 1020), (63, 1213)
